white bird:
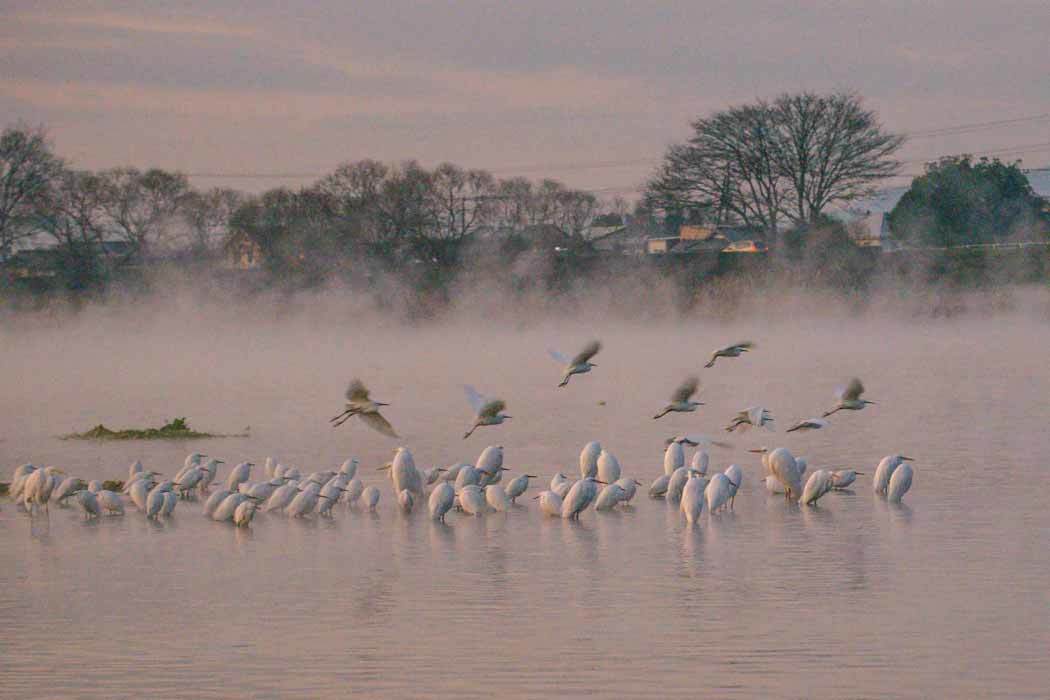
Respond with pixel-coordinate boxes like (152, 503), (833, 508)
(160, 492), (178, 517)
(726, 406), (774, 432)
(362, 485), (380, 512)
(428, 482), (456, 521)
(800, 469), (834, 506)
(648, 474), (671, 497)
(224, 462), (253, 492)
(504, 473), (538, 503)
(53, 477), (86, 506)
(146, 482), (175, 519)
(663, 442), (684, 476)
(594, 483), (627, 511)
(204, 488), (234, 517)
(534, 490), (563, 517)
(198, 459), (223, 493)
(463, 385), (511, 439)
(475, 445), (505, 485)
(422, 467), (445, 486)
(343, 478), (364, 506)
(339, 458), (360, 480)
(175, 467), (205, 499)
(262, 482), (297, 513)
(690, 449), (709, 476)
(666, 466), (691, 502)
(244, 478), (286, 502)
(653, 376), (702, 420)
(614, 477), (643, 504)
(441, 463), (471, 483)
(331, 378), (398, 437)
(25, 466), (64, 513)
(285, 484), (323, 518)
(681, 472), (708, 523)
(596, 450), (622, 484)
(763, 447), (803, 501)
(666, 434), (732, 449)
(887, 463), (914, 503)
(264, 456), (277, 479)
(705, 473), (733, 513)
(458, 485), (488, 516)
(561, 476), (602, 519)
(580, 441), (602, 479)
(551, 473), (574, 499)
(796, 457), (808, 477)
(786, 417), (830, 433)
(184, 452), (206, 471)
(485, 484), (510, 512)
(398, 489), (415, 513)
(549, 339), (601, 387)
(128, 460), (144, 483)
(830, 469), (864, 489)
(379, 447), (423, 498)
(234, 500), (258, 527)
(763, 475), (786, 494)
(705, 341), (754, 368)
(213, 493), (248, 522)
(317, 486), (347, 517)
(823, 377), (875, 418)
(455, 465), (482, 491)
(97, 490), (125, 515)
(73, 490), (100, 518)
(724, 464), (743, 507)
(873, 455), (912, 495)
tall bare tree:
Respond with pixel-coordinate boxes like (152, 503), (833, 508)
(181, 187), (243, 255)
(0, 125), (63, 259)
(96, 167), (190, 257)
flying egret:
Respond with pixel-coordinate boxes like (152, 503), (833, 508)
(614, 477), (643, 504)
(786, 417), (830, 433)
(705, 473), (733, 513)
(666, 434), (731, 449)
(726, 406), (774, 432)
(463, 385), (511, 439)
(580, 441), (602, 479)
(594, 483), (627, 511)
(648, 474), (671, 497)
(561, 476), (603, 519)
(823, 378), (875, 418)
(362, 486), (380, 512)
(428, 482), (456, 521)
(233, 500), (259, 527)
(534, 490), (563, 517)
(873, 455), (913, 495)
(653, 376), (702, 419)
(596, 450), (622, 484)
(458, 485), (488, 516)
(398, 489), (415, 513)
(549, 339), (601, 387)
(666, 466), (691, 502)
(505, 474), (538, 503)
(485, 484), (510, 512)
(705, 341), (754, 368)
(331, 379), (398, 437)
(681, 472), (708, 523)
(724, 464), (743, 507)
(830, 470), (864, 489)
(887, 463), (914, 503)
(800, 469), (834, 506)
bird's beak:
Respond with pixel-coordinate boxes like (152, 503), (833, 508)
(855, 472), (866, 475)
(503, 415), (513, 419)
(633, 480), (642, 486)
(377, 464), (392, 471)
(498, 467), (509, 472)
(531, 495), (542, 500)
(596, 480), (608, 485)
(525, 474), (537, 479)
(376, 402), (390, 407)
(437, 468), (448, 472)
(590, 363), (598, 367)
(217, 460), (225, 464)
(748, 449), (765, 454)
(901, 456), (914, 461)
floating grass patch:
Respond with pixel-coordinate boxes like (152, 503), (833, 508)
(101, 480), (124, 492)
(62, 417), (246, 441)
(0, 482), (9, 496)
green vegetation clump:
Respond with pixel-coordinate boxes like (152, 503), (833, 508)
(0, 482), (9, 496)
(101, 480), (124, 491)
(63, 417), (232, 441)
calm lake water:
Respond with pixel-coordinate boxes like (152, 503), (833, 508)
(2, 308), (1049, 698)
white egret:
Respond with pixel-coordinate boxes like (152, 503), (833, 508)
(786, 417), (830, 433)
(653, 376), (702, 420)
(485, 484), (510, 512)
(594, 483), (627, 511)
(379, 447), (424, 498)
(663, 442), (684, 476)
(724, 464), (743, 507)
(318, 487), (347, 517)
(160, 492), (178, 517)
(198, 459), (223, 493)
(204, 488), (234, 517)
(830, 469), (864, 489)
(887, 464), (914, 503)
(505, 474), (538, 503)
(362, 486), (380, 512)
(183, 452), (206, 471)
(763, 475), (786, 494)
(463, 385), (511, 439)
(534, 490), (563, 517)
(264, 456), (277, 479)
(343, 478), (364, 506)
(705, 473), (733, 513)
(551, 473), (574, 499)
(580, 441), (602, 479)
(53, 477), (86, 506)
(796, 457), (808, 477)
(175, 467), (205, 499)
(823, 377), (875, 418)
(475, 445), (505, 484)
(244, 478), (286, 502)
(331, 378), (398, 437)
(800, 469), (834, 506)
(762, 447), (803, 501)
(549, 339), (601, 387)
(422, 467), (446, 486)
(25, 466), (64, 513)
(262, 482), (297, 512)
(874, 455), (912, 495)
(596, 450), (622, 484)
(224, 462), (253, 492)
(339, 458), (360, 480)
(614, 477), (643, 504)
(97, 490), (125, 515)
(213, 493), (248, 522)
(73, 490), (101, 518)
(428, 482), (455, 521)
(648, 474), (671, 497)
(128, 460), (144, 483)
(320, 475), (350, 504)
(146, 482), (175, 519)
(285, 484), (323, 518)
(441, 463), (471, 483)
(705, 341), (754, 368)
(666, 466), (691, 503)
(725, 406), (774, 432)
(561, 476), (603, 519)
(691, 449), (709, 476)
(398, 489), (415, 513)
(458, 485), (488, 516)
(233, 500), (258, 527)
(681, 472), (708, 523)
(455, 465), (482, 491)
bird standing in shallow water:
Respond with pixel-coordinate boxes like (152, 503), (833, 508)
(705, 341), (754, 368)
(549, 339), (602, 387)
(331, 379), (398, 437)
(653, 376), (702, 420)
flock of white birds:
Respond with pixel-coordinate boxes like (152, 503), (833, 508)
(4, 339), (916, 526)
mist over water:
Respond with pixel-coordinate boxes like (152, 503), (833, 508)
(3, 286), (1049, 698)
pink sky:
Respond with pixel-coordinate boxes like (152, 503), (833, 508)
(3, 1), (1048, 195)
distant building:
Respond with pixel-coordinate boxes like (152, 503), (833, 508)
(223, 230), (266, 270)
(646, 224), (766, 255)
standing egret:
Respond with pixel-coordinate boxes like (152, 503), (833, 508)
(331, 379), (398, 437)
(724, 464), (743, 508)
(422, 467), (446, 486)
(198, 459), (223, 494)
(97, 490), (125, 515)
(379, 447), (424, 498)
(505, 474), (538, 503)
(428, 482), (455, 521)
(204, 488), (234, 517)
(786, 418), (830, 433)
(762, 447), (803, 501)
(800, 470), (834, 506)
(25, 466), (64, 514)
(873, 455), (912, 495)
(763, 475), (786, 494)
(534, 490), (563, 517)
(485, 484), (510, 512)
(146, 482), (175, 519)
(224, 462), (253, 492)
(653, 376), (703, 420)
(823, 377), (875, 418)
(596, 450), (622, 484)
(725, 406), (774, 432)
(691, 450), (709, 476)
(73, 490), (101, 518)
(397, 489), (415, 513)
(648, 474), (671, 497)
(663, 441), (684, 476)
(285, 484), (323, 518)
(175, 467), (205, 499)
(344, 478), (364, 507)
(264, 456), (277, 479)
(551, 473), (574, 499)
(561, 476), (603, 519)
(830, 470), (864, 489)
(475, 445), (505, 484)
(458, 485), (488, 516)
(339, 458), (360, 480)
(887, 464), (914, 503)
(455, 465), (482, 491)
(53, 477), (86, 506)
(317, 487), (348, 517)
(594, 483), (627, 511)
(362, 486), (380, 512)
(160, 491), (178, 517)
(705, 473), (733, 513)
(705, 341), (754, 368)
(234, 500), (258, 527)
(549, 339), (601, 387)
(666, 466), (691, 503)
(680, 472), (708, 523)
(580, 441), (602, 479)
(614, 477), (643, 504)
(128, 460), (144, 483)
(462, 385), (511, 439)
(262, 482), (297, 513)
(213, 493), (248, 522)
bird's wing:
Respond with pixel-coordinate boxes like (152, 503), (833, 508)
(672, 376), (700, 402)
(841, 377), (865, 401)
(733, 340), (755, 351)
(345, 379), (370, 402)
(480, 399), (506, 419)
(358, 411), (398, 438)
(548, 348), (570, 365)
(675, 433), (732, 449)
(463, 385), (486, 413)
(571, 340), (602, 365)
(747, 406), (767, 427)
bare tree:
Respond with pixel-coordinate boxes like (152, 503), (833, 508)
(181, 187), (243, 255)
(96, 167), (191, 257)
(429, 163), (497, 242)
(0, 125), (63, 259)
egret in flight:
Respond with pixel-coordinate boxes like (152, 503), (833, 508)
(331, 379), (398, 438)
(653, 376), (702, 420)
(725, 406), (774, 432)
(463, 385), (511, 439)
(823, 378), (875, 418)
(785, 417), (830, 433)
(704, 341), (754, 368)
(549, 339), (601, 387)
